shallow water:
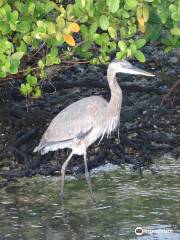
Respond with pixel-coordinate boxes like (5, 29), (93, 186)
(0, 155), (180, 240)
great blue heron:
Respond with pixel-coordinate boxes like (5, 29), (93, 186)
(34, 60), (154, 199)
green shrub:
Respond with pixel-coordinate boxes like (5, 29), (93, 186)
(0, 0), (179, 97)
(0, 0), (80, 96)
(74, 0), (180, 63)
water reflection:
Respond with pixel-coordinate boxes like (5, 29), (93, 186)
(0, 156), (180, 239)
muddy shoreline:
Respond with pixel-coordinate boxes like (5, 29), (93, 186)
(0, 45), (180, 185)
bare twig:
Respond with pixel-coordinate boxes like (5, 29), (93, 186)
(0, 128), (38, 157)
(0, 59), (88, 82)
(160, 79), (180, 106)
(30, 42), (46, 59)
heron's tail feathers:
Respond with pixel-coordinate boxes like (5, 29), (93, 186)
(33, 146), (39, 153)
(33, 140), (70, 155)
(33, 145), (41, 153)
(33, 142), (46, 155)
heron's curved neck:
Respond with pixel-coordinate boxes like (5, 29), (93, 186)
(107, 67), (122, 109)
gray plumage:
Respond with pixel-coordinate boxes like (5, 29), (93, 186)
(33, 60), (154, 200)
(34, 96), (108, 155)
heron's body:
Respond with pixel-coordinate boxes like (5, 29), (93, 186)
(34, 60), (154, 200)
(36, 96), (108, 155)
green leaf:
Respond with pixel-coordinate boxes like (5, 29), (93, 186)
(48, 22), (56, 34)
(116, 51), (126, 60)
(109, 41), (116, 51)
(80, 24), (89, 40)
(164, 46), (173, 53)
(23, 35), (32, 44)
(143, 4), (149, 22)
(169, 4), (176, 13)
(20, 83), (27, 96)
(146, 25), (161, 42)
(107, 0), (120, 13)
(0, 71), (7, 78)
(1, 58), (10, 73)
(108, 27), (117, 39)
(120, 27), (126, 38)
(11, 10), (19, 22)
(51, 47), (59, 56)
(99, 53), (109, 63)
(171, 28), (180, 36)
(126, 0), (137, 9)
(95, 1), (106, 12)
(9, 59), (20, 74)
(11, 51), (24, 60)
(118, 41), (127, 51)
(56, 16), (65, 28)
(17, 21), (30, 33)
(17, 41), (27, 54)
(45, 1), (55, 13)
(46, 48), (60, 65)
(81, 0), (86, 8)
(130, 43), (136, 53)
(4, 3), (11, 12)
(79, 15), (88, 23)
(0, 23), (10, 34)
(90, 58), (100, 65)
(81, 42), (91, 52)
(96, 33), (110, 46)
(135, 39), (146, 49)
(99, 15), (109, 30)
(0, 39), (13, 54)
(0, 0), (3, 7)
(122, 10), (129, 18)
(134, 50), (146, 62)
(89, 22), (98, 37)
(86, 0), (94, 17)
(25, 83), (33, 94)
(14, 1), (25, 12)
(33, 86), (41, 97)
(10, 22), (16, 31)
(38, 60), (44, 69)
(28, 2), (35, 15)
(136, 6), (143, 19)
(56, 32), (62, 41)
(36, 20), (47, 32)
(126, 48), (132, 57)
(26, 74), (37, 87)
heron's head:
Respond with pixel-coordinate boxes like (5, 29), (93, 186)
(109, 59), (155, 77)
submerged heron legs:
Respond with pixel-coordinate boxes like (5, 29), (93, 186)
(60, 152), (73, 201)
(60, 150), (95, 203)
(84, 152), (94, 197)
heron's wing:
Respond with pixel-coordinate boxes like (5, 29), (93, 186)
(35, 96), (107, 150)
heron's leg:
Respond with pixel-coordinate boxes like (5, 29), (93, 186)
(60, 152), (73, 201)
(83, 152), (93, 196)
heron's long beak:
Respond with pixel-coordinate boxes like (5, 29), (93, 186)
(121, 65), (155, 77)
